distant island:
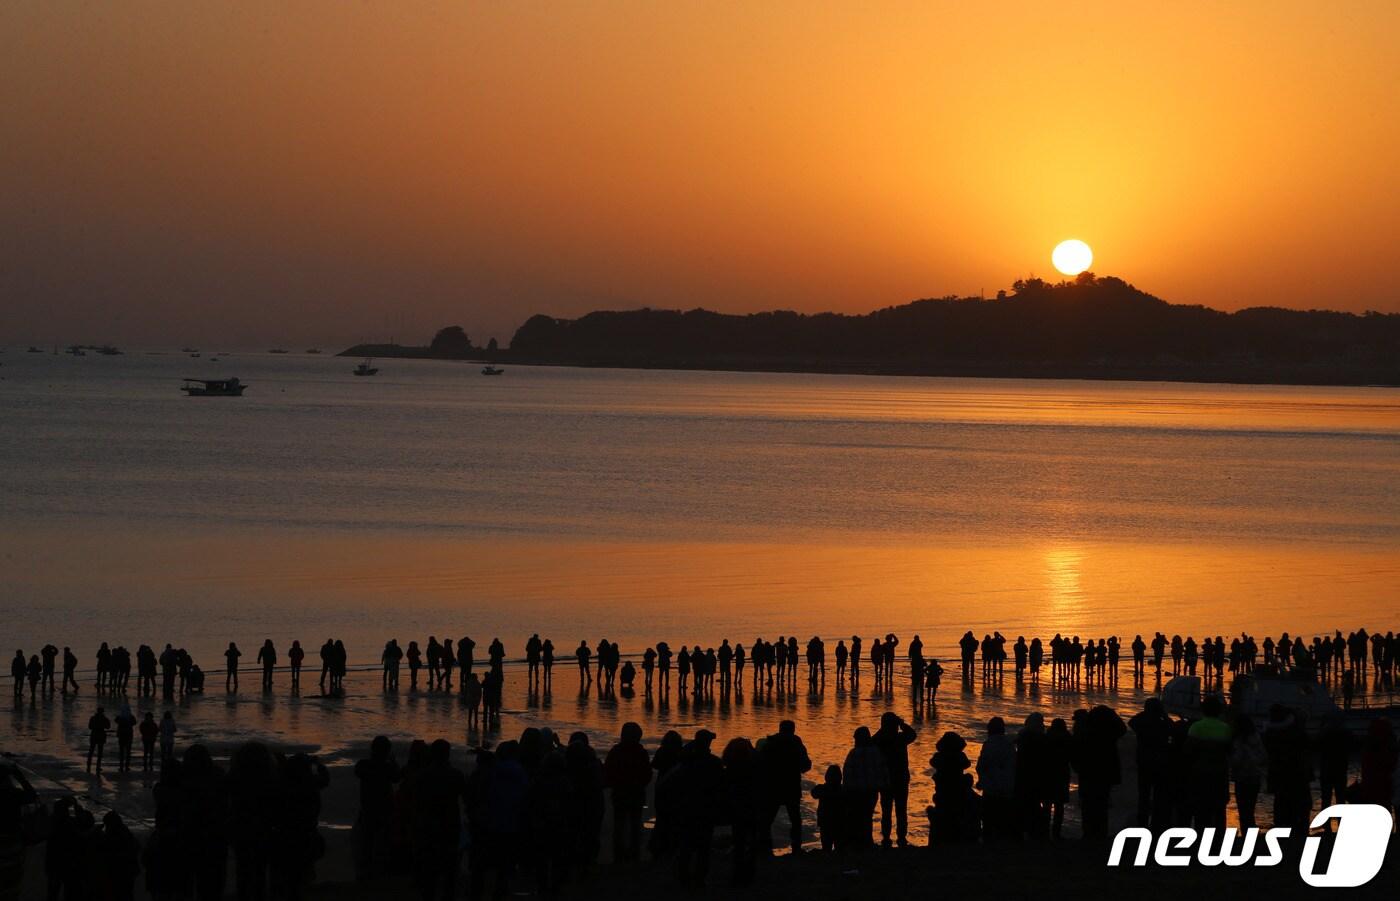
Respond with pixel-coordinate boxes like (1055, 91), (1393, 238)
(340, 275), (1400, 386)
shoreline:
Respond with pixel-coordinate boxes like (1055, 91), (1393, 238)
(334, 347), (1400, 389)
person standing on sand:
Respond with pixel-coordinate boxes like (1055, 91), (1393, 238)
(288, 639), (304, 690)
(463, 673), (483, 731)
(458, 636), (476, 690)
(159, 711), (176, 763)
(352, 736), (400, 881)
(139, 712), (159, 771)
(841, 726), (887, 849)
(41, 644), (58, 693)
(318, 638), (335, 691)
(257, 639), (277, 692)
(379, 640), (400, 692)
(63, 646), (80, 694)
(439, 638), (455, 691)
(1071, 705), (1126, 838)
(575, 641), (592, 686)
(224, 642), (241, 692)
(758, 719), (811, 856)
(425, 636), (441, 689)
(25, 655), (41, 701)
(114, 704), (137, 772)
(405, 640), (421, 691)
(541, 638), (554, 686)
(10, 651), (24, 698)
(874, 712), (917, 847)
(87, 706), (111, 771)
(526, 634), (543, 686)
(604, 722), (652, 862)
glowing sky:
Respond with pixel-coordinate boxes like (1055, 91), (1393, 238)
(2, 2), (1397, 347)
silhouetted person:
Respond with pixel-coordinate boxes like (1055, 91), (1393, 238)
(255, 639), (276, 692)
(576, 641), (592, 686)
(439, 638), (455, 691)
(841, 726), (887, 848)
(1230, 714), (1266, 828)
(288, 639), (304, 689)
(873, 712), (916, 846)
(159, 711), (176, 763)
(758, 719), (811, 855)
(928, 730), (976, 843)
(224, 642), (241, 692)
(1317, 712), (1351, 811)
(604, 722), (652, 862)
(541, 638), (555, 686)
(976, 717), (1017, 840)
(9, 651), (22, 698)
(114, 704), (137, 772)
(139, 712), (158, 771)
(63, 646), (79, 694)
(467, 740), (526, 899)
(562, 731), (605, 872)
(24, 654), (40, 701)
(811, 764), (845, 852)
(673, 730), (723, 886)
(463, 672), (483, 731)
(457, 636), (475, 690)
(959, 630), (977, 679)
(87, 706), (111, 771)
(1071, 705), (1126, 838)
(97, 810), (140, 901)
(40, 644), (58, 693)
(1263, 704), (1312, 833)
(1128, 697), (1171, 827)
(849, 635), (862, 682)
(405, 640), (421, 691)
(526, 633), (543, 685)
(353, 736), (401, 881)
(382, 640), (403, 692)
(318, 638), (335, 691)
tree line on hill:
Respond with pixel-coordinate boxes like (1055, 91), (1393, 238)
(341, 275), (1400, 385)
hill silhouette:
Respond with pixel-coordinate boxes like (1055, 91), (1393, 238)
(342, 275), (1400, 385)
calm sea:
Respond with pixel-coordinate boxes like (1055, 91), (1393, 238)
(2, 350), (1397, 834)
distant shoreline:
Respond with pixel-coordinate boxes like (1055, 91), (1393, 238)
(339, 275), (1400, 388)
(336, 345), (1398, 389)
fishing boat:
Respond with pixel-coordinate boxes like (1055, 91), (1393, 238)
(268, 348), (289, 354)
(352, 359), (379, 376)
(481, 365), (505, 376)
(181, 377), (246, 397)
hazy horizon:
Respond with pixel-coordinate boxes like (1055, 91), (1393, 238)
(4, 2), (1398, 348)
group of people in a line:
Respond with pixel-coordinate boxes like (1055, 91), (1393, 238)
(82, 705), (178, 773)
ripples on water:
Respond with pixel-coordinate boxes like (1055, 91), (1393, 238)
(3, 352), (1398, 836)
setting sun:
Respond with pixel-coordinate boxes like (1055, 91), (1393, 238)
(1052, 239), (1094, 276)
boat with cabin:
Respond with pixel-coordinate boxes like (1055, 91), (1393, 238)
(353, 359), (379, 376)
(481, 365), (505, 376)
(181, 377), (246, 396)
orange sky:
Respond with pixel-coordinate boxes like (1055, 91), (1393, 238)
(2, 2), (1397, 347)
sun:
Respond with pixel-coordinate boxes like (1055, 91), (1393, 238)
(1052, 239), (1093, 276)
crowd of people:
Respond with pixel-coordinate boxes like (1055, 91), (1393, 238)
(13, 627), (1398, 710)
(5, 698), (1398, 900)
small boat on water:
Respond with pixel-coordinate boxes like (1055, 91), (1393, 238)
(268, 348), (288, 354)
(481, 365), (505, 376)
(353, 359), (379, 376)
(27, 346), (42, 353)
(181, 377), (246, 396)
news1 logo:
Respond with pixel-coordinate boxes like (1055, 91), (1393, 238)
(1107, 804), (1393, 887)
